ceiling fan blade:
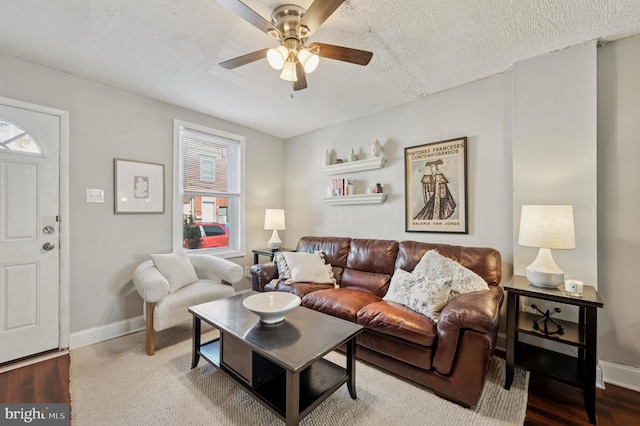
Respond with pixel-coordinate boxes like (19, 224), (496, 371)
(213, 0), (281, 38)
(310, 43), (373, 66)
(293, 62), (307, 91)
(298, 0), (345, 37)
(219, 48), (269, 69)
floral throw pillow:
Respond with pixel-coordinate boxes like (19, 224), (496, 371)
(383, 269), (452, 320)
(412, 250), (489, 298)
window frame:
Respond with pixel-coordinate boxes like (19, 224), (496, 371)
(173, 119), (245, 258)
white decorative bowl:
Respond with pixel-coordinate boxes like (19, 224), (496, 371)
(242, 292), (301, 324)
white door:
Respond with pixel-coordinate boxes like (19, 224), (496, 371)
(0, 103), (60, 364)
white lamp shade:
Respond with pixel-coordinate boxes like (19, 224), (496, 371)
(279, 60), (297, 82)
(518, 205), (575, 249)
(267, 46), (288, 70)
(298, 48), (319, 73)
(264, 209), (285, 230)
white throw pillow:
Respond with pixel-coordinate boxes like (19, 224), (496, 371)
(150, 251), (199, 293)
(276, 251), (336, 286)
(413, 250), (489, 298)
(384, 269), (452, 320)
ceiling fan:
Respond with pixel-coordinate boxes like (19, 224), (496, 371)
(213, 0), (373, 91)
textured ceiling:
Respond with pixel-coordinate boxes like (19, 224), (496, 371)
(1, 0), (639, 139)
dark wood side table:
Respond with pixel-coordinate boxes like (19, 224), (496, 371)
(504, 275), (604, 424)
(252, 247), (294, 264)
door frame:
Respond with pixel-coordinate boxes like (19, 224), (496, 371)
(1, 96), (70, 350)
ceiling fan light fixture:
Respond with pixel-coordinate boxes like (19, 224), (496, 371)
(298, 48), (319, 73)
(267, 46), (288, 70)
(280, 60), (297, 82)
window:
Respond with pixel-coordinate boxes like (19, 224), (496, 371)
(0, 120), (42, 154)
(174, 120), (244, 257)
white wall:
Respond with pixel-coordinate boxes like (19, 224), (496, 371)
(0, 52), (285, 335)
(512, 42), (598, 286)
(597, 35), (640, 372)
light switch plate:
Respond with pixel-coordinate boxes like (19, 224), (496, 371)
(87, 189), (104, 203)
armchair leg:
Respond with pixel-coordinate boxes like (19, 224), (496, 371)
(146, 301), (156, 356)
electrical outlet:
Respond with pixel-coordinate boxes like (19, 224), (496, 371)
(244, 266), (251, 278)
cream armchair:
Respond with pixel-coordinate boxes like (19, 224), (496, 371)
(133, 253), (244, 355)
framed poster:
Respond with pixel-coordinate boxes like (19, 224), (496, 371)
(404, 137), (468, 233)
(114, 158), (165, 214)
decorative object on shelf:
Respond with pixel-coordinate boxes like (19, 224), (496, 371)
(336, 158), (343, 164)
(328, 178), (354, 196)
(371, 139), (383, 157)
(375, 183), (383, 193)
(242, 292), (301, 324)
(518, 205), (575, 288)
(114, 158), (165, 214)
(531, 304), (564, 336)
(404, 137), (468, 233)
(564, 278), (584, 296)
(367, 186), (374, 194)
(264, 209), (285, 249)
(348, 149), (357, 162)
(323, 149), (331, 166)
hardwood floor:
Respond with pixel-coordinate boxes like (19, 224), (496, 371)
(0, 355), (69, 404)
(1, 353), (638, 425)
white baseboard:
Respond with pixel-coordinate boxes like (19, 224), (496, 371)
(601, 360), (640, 392)
(69, 316), (145, 349)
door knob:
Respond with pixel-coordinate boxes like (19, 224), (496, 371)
(43, 242), (55, 251)
(43, 225), (55, 234)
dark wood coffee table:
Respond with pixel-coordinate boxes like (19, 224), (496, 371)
(189, 291), (363, 426)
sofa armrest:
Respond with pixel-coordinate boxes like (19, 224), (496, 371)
(188, 254), (244, 284)
(250, 262), (279, 291)
(132, 260), (170, 303)
(432, 285), (504, 374)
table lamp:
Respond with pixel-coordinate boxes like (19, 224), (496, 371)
(264, 209), (285, 249)
(518, 205), (575, 288)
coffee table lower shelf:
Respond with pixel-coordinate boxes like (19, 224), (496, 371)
(198, 339), (349, 422)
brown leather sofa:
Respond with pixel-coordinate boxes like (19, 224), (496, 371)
(249, 236), (504, 407)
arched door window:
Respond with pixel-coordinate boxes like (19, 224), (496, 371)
(0, 119), (42, 154)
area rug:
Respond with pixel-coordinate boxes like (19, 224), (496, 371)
(70, 324), (529, 425)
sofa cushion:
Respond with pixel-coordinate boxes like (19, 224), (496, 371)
(265, 281), (334, 298)
(302, 288), (381, 322)
(356, 300), (438, 347)
(150, 251), (198, 293)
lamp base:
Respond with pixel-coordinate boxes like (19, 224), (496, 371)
(525, 248), (565, 288)
(526, 269), (564, 288)
(267, 229), (282, 249)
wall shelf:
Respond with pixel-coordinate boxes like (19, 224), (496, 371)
(323, 193), (387, 205)
(323, 156), (386, 175)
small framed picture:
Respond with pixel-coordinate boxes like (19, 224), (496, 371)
(404, 137), (468, 233)
(114, 158), (165, 214)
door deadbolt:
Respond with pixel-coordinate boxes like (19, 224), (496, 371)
(43, 225), (55, 234)
(43, 242), (55, 251)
